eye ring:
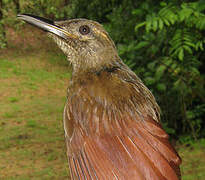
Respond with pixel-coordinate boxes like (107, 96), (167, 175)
(79, 25), (90, 35)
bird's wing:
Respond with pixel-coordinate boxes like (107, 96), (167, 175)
(64, 103), (181, 180)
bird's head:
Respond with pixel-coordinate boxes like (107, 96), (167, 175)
(17, 14), (119, 73)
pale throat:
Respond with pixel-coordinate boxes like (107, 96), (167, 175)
(71, 46), (119, 75)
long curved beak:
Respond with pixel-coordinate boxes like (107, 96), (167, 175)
(17, 14), (75, 39)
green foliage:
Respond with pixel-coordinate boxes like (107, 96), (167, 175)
(0, 24), (6, 48)
(133, 1), (205, 139)
(0, 0), (6, 48)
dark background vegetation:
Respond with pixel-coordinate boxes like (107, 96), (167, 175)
(0, 0), (205, 179)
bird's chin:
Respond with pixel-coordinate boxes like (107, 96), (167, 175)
(48, 32), (78, 65)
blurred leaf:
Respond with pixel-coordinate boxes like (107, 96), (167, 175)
(144, 77), (156, 85)
(157, 83), (166, 92)
(152, 18), (158, 31)
(135, 41), (149, 50)
(158, 18), (164, 30)
(147, 61), (157, 71)
(135, 22), (146, 31)
(155, 65), (166, 80)
(186, 110), (195, 120)
(173, 79), (181, 90)
(178, 48), (184, 61)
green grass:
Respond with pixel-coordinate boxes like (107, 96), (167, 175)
(0, 45), (205, 179)
(179, 139), (205, 180)
(0, 47), (71, 179)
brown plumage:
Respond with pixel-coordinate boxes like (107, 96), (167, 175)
(18, 14), (181, 180)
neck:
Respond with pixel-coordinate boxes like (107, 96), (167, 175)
(71, 51), (121, 77)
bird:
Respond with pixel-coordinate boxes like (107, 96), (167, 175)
(17, 14), (181, 180)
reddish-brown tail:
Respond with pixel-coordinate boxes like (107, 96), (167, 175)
(67, 117), (181, 180)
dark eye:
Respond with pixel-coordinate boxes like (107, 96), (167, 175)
(79, 25), (90, 35)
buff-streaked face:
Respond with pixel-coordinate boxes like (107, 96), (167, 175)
(17, 14), (118, 70)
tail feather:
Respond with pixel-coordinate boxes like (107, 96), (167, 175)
(67, 118), (181, 179)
